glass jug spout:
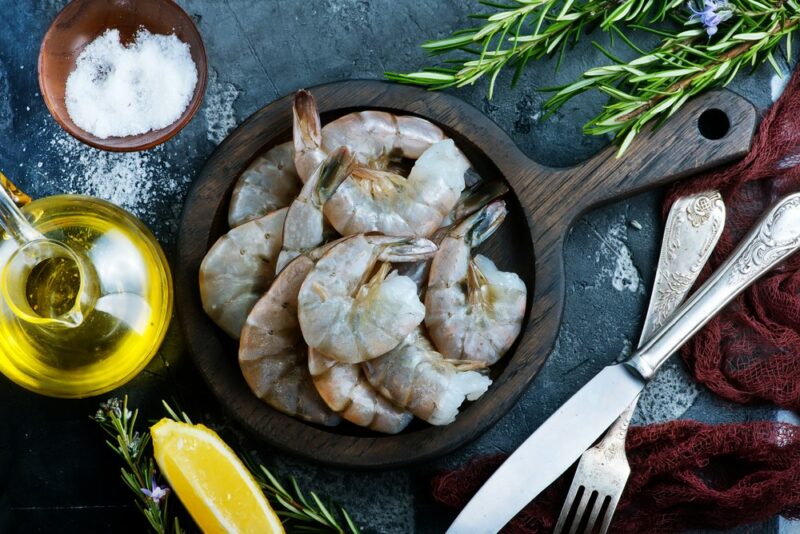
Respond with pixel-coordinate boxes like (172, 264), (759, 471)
(0, 172), (98, 328)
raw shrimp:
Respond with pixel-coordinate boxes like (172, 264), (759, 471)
(298, 234), (437, 363)
(292, 89), (446, 182)
(308, 348), (412, 434)
(199, 208), (286, 338)
(363, 327), (491, 425)
(239, 253), (340, 426)
(228, 142), (301, 228)
(324, 139), (470, 237)
(398, 179), (510, 289)
(425, 200), (527, 365)
(276, 147), (354, 273)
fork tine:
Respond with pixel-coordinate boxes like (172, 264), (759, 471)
(567, 489), (594, 534)
(597, 493), (622, 534)
(553, 483), (582, 534)
(583, 493), (609, 534)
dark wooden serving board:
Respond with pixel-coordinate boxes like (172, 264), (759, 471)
(176, 80), (756, 468)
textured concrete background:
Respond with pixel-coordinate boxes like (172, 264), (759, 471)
(0, 1), (794, 532)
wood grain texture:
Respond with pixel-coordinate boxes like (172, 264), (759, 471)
(37, 0), (207, 152)
(176, 80), (756, 468)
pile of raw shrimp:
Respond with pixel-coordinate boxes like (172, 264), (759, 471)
(199, 90), (528, 434)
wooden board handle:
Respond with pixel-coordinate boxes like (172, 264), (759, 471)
(517, 90), (756, 234)
(502, 90), (756, 410)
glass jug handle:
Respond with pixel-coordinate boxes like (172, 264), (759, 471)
(0, 173), (32, 207)
(0, 171), (43, 245)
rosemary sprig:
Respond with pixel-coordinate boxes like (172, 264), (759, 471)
(388, 0), (800, 154)
(385, 0), (676, 97)
(94, 397), (361, 534)
(92, 397), (182, 534)
(543, 0), (798, 154)
(250, 462), (361, 534)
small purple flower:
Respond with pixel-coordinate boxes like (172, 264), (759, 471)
(689, 0), (734, 37)
(141, 477), (170, 504)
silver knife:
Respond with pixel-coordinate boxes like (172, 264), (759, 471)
(552, 190), (724, 534)
(447, 192), (800, 534)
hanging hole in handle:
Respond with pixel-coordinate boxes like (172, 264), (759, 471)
(697, 108), (730, 140)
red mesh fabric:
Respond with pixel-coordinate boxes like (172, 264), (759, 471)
(433, 421), (800, 533)
(663, 67), (800, 408)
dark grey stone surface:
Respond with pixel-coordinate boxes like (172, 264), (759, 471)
(0, 1), (794, 532)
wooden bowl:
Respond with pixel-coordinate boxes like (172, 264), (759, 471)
(176, 80), (756, 468)
(38, 0), (207, 152)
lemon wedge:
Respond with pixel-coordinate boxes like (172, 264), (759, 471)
(151, 418), (284, 534)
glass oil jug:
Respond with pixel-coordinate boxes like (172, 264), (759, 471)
(0, 172), (173, 398)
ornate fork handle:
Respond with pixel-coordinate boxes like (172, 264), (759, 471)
(628, 193), (800, 380)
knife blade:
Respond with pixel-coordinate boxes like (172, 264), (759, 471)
(446, 365), (644, 534)
(446, 192), (800, 534)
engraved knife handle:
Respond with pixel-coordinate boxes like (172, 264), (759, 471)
(627, 193), (800, 380)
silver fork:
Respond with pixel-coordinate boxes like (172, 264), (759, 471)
(553, 190), (725, 534)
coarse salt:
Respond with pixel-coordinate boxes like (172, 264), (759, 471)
(65, 29), (198, 139)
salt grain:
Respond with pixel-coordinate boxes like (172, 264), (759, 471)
(65, 29), (198, 139)
(204, 68), (240, 145)
(42, 127), (191, 242)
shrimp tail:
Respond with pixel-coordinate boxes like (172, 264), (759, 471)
(316, 147), (355, 203)
(376, 237), (438, 263)
(437, 179), (509, 233)
(293, 89), (321, 150)
(457, 199), (508, 248)
(293, 90), (325, 181)
(456, 180), (509, 221)
(430, 371), (492, 425)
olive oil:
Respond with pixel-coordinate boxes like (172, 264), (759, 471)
(25, 256), (82, 318)
(0, 195), (173, 397)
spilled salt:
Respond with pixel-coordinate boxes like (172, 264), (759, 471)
(770, 72), (789, 103)
(65, 29), (198, 139)
(204, 68), (240, 145)
(590, 217), (643, 294)
(43, 127), (191, 242)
